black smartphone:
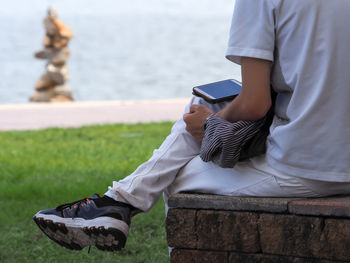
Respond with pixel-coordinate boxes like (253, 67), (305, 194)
(192, 79), (242, 103)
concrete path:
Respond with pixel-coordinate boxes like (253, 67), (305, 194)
(0, 98), (189, 131)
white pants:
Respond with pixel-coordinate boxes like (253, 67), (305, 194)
(105, 97), (350, 212)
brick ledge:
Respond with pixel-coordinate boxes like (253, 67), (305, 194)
(168, 193), (350, 217)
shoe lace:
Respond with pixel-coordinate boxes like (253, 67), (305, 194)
(56, 197), (93, 217)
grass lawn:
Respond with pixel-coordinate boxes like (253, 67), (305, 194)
(0, 122), (174, 263)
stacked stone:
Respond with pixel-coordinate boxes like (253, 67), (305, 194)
(30, 7), (74, 102)
(166, 193), (350, 263)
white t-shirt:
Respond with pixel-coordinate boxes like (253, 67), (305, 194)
(226, 0), (350, 182)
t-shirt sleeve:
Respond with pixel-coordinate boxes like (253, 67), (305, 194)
(226, 0), (276, 65)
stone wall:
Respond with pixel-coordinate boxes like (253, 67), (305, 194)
(166, 193), (350, 263)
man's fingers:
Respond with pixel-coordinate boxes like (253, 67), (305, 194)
(189, 105), (198, 113)
(189, 104), (206, 113)
(183, 113), (191, 124)
(185, 104), (212, 142)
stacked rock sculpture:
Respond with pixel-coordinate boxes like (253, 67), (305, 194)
(30, 7), (74, 102)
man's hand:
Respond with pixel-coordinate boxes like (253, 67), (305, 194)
(183, 104), (213, 142)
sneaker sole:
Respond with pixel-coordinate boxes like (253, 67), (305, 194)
(33, 212), (129, 252)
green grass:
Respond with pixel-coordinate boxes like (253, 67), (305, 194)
(0, 122), (174, 263)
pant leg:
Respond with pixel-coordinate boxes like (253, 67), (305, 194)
(105, 96), (229, 212)
(163, 154), (350, 213)
(164, 155), (302, 199)
(162, 155), (321, 213)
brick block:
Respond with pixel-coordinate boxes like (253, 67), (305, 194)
(289, 196), (350, 217)
(169, 193), (299, 213)
(196, 211), (259, 252)
(229, 252), (341, 263)
(171, 249), (228, 263)
(166, 209), (197, 248)
(259, 214), (323, 258)
(321, 218), (350, 261)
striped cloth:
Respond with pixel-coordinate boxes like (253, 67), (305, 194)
(200, 115), (267, 168)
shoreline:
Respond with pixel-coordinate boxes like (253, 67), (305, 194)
(0, 98), (189, 109)
(0, 98), (189, 131)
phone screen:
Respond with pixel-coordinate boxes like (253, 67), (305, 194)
(193, 79), (241, 101)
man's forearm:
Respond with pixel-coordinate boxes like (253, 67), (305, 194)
(216, 91), (271, 122)
(217, 57), (272, 123)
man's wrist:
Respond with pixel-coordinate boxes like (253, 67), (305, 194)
(203, 114), (214, 131)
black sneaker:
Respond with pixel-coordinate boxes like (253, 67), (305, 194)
(33, 194), (132, 252)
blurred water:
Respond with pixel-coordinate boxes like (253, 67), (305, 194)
(0, 0), (240, 104)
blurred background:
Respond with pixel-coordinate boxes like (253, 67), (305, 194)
(0, 0), (240, 104)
